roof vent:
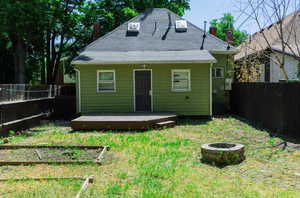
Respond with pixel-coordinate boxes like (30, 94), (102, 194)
(128, 22), (140, 32)
(175, 20), (187, 32)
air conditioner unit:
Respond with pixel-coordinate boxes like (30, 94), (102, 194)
(128, 22), (140, 32)
(175, 20), (187, 32)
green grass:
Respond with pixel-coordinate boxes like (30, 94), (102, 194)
(0, 117), (300, 198)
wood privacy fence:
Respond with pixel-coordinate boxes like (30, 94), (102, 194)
(231, 82), (300, 138)
(0, 98), (54, 136)
(0, 84), (77, 136)
(53, 84), (77, 120)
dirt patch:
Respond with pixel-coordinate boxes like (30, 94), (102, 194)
(0, 148), (101, 162)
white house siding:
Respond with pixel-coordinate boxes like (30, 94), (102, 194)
(259, 64), (265, 82)
(270, 52), (299, 82)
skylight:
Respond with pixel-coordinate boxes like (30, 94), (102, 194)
(175, 20), (187, 32)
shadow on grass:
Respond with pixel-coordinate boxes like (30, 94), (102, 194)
(68, 128), (152, 134)
(177, 118), (211, 126)
(200, 158), (245, 169)
(230, 114), (300, 144)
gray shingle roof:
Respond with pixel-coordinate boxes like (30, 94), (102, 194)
(72, 50), (217, 64)
(73, 8), (237, 64)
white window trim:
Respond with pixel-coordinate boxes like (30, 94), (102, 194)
(212, 67), (224, 78)
(97, 70), (116, 93)
(171, 69), (191, 92)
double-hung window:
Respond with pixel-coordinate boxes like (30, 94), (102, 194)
(172, 69), (191, 92)
(97, 70), (116, 92)
(212, 67), (224, 78)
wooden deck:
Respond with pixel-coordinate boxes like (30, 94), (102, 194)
(71, 113), (177, 130)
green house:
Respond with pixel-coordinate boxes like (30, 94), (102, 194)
(72, 8), (237, 118)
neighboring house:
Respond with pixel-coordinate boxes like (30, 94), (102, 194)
(235, 11), (300, 82)
(72, 8), (238, 117)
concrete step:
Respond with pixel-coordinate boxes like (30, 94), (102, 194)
(155, 120), (175, 128)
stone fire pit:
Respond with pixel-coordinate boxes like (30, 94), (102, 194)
(201, 142), (245, 166)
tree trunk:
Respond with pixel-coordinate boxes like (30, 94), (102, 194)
(278, 53), (289, 80)
(280, 63), (289, 80)
(46, 31), (52, 84)
(40, 55), (46, 84)
(12, 35), (26, 84)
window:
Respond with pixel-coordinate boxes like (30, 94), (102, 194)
(97, 70), (116, 92)
(212, 67), (224, 78)
(172, 69), (191, 91)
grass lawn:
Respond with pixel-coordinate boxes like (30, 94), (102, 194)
(0, 116), (300, 198)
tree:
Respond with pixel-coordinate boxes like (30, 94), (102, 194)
(0, 0), (47, 83)
(236, 0), (300, 80)
(44, 0), (190, 84)
(0, 0), (190, 84)
(210, 13), (248, 46)
(44, 0), (99, 84)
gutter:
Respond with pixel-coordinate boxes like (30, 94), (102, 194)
(71, 60), (217, 65)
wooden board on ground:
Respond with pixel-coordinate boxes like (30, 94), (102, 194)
(0, 144), (110, 166)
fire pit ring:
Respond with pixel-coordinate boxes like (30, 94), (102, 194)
(201, 142), (245, 166)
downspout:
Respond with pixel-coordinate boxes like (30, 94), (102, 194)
(74, 68), (81, 113)
(210, 62), (213, 117)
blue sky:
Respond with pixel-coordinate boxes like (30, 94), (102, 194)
(183, 0), (258, 34)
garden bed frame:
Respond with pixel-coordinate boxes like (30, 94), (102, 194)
(0, 144), (110, 166)
(0, 175), (94, 198)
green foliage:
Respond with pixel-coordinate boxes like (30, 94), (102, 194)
(0, 0), (190, 84)
(8, 130), (16, 136)
(210, 13), (248, 46)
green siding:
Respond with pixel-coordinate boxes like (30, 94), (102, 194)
(76, 63), (211, 116)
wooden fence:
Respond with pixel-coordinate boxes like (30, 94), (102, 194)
(0, 98), (54, 136)
(0, 84), (78, 136)
(53, 84), (77, 120)
(231, 82), (300, 138)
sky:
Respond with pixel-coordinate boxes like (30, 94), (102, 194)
(183, 0), (259, 34)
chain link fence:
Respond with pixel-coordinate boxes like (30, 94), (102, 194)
(0, 84), (56, 103)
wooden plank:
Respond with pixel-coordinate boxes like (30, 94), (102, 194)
(70, 113), (177, 130)
(95, 146), (108, 164)
(72, 113), (177, 122)
(0, 113), (48, 127)
(75, 176), (94, 198)
(0, 97), (54, 106)
(0, 145), (109, 150)
(35, 149), (42, 160)
(0, 160), (98, 166)
(0, 176), (87, 182)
